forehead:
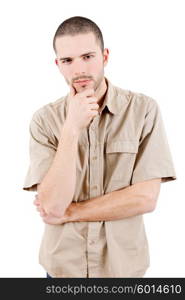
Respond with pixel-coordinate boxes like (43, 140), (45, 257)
(55, 32), (100, 57)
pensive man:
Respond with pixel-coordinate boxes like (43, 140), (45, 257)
(23, 16), (176, 278)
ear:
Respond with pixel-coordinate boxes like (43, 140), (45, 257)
(55, 58), (58, 65)
(103, 48), (109, 66)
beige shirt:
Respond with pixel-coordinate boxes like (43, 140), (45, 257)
(23, 77), (176, 277)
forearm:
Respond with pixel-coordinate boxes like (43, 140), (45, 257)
(66, 181), (157, 222)
(38, 122), (80, 217)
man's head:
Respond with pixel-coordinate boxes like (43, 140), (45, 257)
(53, 16), (109, 93)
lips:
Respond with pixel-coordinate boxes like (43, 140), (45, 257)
(74, 79), (92, 84)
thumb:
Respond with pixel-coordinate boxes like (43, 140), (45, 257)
(69, 84), (76, 97)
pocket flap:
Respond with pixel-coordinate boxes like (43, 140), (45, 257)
(106, 140), (139, 154)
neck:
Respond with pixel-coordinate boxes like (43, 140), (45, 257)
(95, 77), (107, 108)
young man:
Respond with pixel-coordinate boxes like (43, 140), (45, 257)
(23, 16), (176, 278)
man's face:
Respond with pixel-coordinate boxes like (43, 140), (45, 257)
(55, 32), (109, 93)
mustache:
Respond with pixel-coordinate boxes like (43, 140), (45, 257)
(73, 76), (93, 82)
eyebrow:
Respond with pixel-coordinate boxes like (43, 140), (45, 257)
(59, 52), (96, 61)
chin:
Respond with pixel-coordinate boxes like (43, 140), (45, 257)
(75, 81), (95, 92)
(77, 86), (91, 92)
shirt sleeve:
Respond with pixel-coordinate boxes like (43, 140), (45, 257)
(22, 111), (57, 192)
(131, 99), (177, 184)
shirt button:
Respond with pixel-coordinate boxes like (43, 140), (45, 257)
(89, 240), (95, 245)
(92, 156), (97, 160)
(92, 185), (98, 190)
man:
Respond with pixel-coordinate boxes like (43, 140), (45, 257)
(23, 16), (176, 278)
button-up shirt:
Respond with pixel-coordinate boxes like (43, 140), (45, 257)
(23, 77), (176, 277)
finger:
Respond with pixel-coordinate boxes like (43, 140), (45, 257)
(89, 103), (99, 110)
(89, 110), (99, 118)
(87, 97), (98, 104)
(79, 88), (95, 97)
(69, 84), (76, 97)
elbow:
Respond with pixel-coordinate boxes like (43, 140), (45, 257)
(144, 194), (157, 213)
(47, 205), (66, 218)
(38, 191), (67, 218)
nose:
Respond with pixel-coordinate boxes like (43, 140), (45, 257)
(73, 59), (87, 76)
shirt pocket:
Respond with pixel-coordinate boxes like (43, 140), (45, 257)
(105, 140), (139, 183)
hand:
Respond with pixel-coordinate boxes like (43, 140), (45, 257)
(33, 194), (68, 225)
(65, 84), (99, 132)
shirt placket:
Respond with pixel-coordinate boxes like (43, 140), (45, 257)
(87, 116), (101, 277)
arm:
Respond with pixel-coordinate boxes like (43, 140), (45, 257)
(66, 178), (161, 222)
(37, 87), (99, 217)
(36, 178), (161, 224)
(37, 122), (80, 217)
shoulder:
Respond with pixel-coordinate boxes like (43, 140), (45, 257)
(28, 96), (67, 142)
(31, 95), (67, 124)
(32, 96), (66, 120)
(114, 84), (159, 113)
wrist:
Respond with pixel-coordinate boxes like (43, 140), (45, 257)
(63, 120), (81, 137)
(65, 202), (79, 222)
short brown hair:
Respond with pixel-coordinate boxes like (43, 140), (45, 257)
(53, 16), (104, 53)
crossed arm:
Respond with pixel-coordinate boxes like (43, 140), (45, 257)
(34, 178), (161, 225)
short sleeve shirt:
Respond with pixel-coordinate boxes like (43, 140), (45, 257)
(23, 77), (176, 277)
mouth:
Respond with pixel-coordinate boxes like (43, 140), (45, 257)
(74, 79), (92, 85)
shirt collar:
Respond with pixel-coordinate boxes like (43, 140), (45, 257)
(101, 77), (129, 115)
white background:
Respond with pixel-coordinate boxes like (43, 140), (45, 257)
(0, 0), (184, 277)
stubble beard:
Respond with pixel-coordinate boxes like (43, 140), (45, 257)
(66, 70), (104, 94)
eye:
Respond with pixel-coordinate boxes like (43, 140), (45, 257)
(62, 58), (72, 64)
(83, 55), (93, 60)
